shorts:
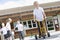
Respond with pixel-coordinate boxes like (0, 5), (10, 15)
(4, 34), (8, 39)
(19, 31), (24, 39)
(7, 30), (12, 37)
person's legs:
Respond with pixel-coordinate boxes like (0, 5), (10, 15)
(19, 31), (21, 40)
(40, 21), (46, 39)
(5, 38), (8, 40)
(40, 21), (43, 27)
(9, 32), (12, 40)
(37, 21), (41, 38)
(7, 31), (12, 40)
(42, 20), (46, 34)
(9, 36), (12, 40)
(40, 21), (44, 37)
(7, 36), (12, 40)
(21, 31), (24, 40)
(4, 34), (8, 40)
(12, 34), (14, 40)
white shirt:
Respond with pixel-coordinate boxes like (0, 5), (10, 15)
(6, 22), (11, 31)
(33, 7), (45, 21)
(1, 27), (7, 35)
(16, 24), (24, 31)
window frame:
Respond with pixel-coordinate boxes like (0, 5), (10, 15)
(22, 19), (38, 30)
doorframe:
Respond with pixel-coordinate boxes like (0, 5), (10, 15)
(46, 17), (55, 32)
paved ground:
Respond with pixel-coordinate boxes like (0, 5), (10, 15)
(15, 31), (60, 40)
(15, 34), (60, 40)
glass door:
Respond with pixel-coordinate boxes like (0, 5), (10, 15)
(46, 16), (55, 31)
(53, 16), (59, 31)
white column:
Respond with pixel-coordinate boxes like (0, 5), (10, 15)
(0, 32), (4, 40)
(57, 15), (60, 30)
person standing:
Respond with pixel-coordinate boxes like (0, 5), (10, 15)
(33, 1), (46, 38)
(1, 23), (7, 40)
(16, 20), (24, 40)
(6, 18), (12, 40)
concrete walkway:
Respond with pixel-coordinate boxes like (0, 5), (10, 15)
(15, 31), (60, 40)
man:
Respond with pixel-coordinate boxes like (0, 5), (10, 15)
(1, 23), (7, 40)
(16, 20), (24, 40)
(33, 1), (46, 38)
(6, 18), (12, 40)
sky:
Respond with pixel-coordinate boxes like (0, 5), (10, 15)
(0, 0), (60, 10)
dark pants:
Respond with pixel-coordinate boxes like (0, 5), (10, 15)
(7, 30), (12, 37)
(37, 21), (43, 27)
(37, 21), (43, 38)
(37, 21), (46, 38)
(19, 31), (24, 40)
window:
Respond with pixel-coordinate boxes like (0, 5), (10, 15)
(22, 20), (37, 29)
(23, 21), (27, 28)
(32, 20), (37, 27)
(47, 19), (54, 30)
(28, 21), (31, 24)
(28, 21), (32, 28)
(47, 20), (53, 27)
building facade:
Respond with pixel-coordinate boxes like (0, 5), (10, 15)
(0, 1), (60, 38)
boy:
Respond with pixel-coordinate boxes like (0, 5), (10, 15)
(33, 1), (46, 38)
(16, 20), (24, 40)
(6, 18), (12, 40)
(1, 23), (7, 40)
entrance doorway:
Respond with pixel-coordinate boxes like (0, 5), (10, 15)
(53, 16), (59, 31)
(46, 16), (55, 31)
(46, 16), (59, 31)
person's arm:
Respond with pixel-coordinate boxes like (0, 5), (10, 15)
(6, 23), (8, 30)
(43, 12), (46, 19)
(42, 8), (46, 19)
(0, 28), (2, 32)
(33, 10), (36, 22)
